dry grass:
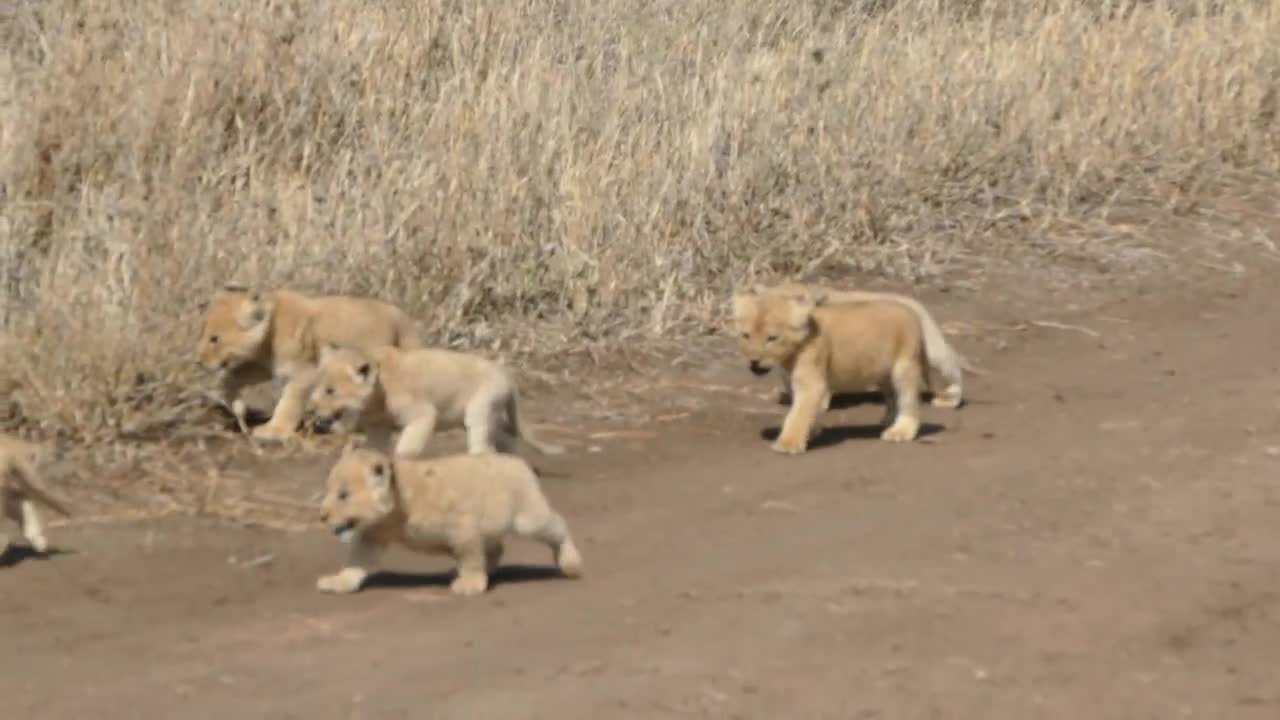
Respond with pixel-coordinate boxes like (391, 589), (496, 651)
(1, 0), (1278, 459)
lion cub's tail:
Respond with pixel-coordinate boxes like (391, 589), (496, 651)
(6, 459), (73, 518)
(504, 392), (566, 456)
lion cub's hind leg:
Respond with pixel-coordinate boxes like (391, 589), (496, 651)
(515, 505), (584, 579)
(463, 389), (506, 455)
(880, 357), (923, 443)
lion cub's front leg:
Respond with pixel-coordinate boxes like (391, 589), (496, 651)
(254, 368), (319, 442)
(393, 405), (439, 459)
(772, 377), (829, 455)
(317, 537), (385, 594)
(19, 499), (49, 553)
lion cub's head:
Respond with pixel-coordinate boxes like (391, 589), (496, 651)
(731, 284), (827, 375)
(196, 285), (276, 373)
(320, 439), (399, 543)
(310, 345), (381, 433)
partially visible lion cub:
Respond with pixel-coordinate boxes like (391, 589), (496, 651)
(195, 284), (422, 441)
(308, 343), (565, 458)
(1, 433), (73, 557)
(732, 284), (929, 454)
(316, 440), (584, 596)
(763, 281), (977, 410)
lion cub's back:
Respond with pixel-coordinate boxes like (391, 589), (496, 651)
(307, 294), (412, 348)
(397, 452), (543, 532)
(813, 300), (923, 376)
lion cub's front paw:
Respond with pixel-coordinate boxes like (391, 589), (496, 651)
(252, 422), (296, 442)
(770, 435), (809, 455)
(27, 534), (49, 554)
(316, 572), (363, 594)
(880, 419), (920, 443)
(449, 572), (490, 596)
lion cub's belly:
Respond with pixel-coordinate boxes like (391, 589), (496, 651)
(822, 342), (897, 394)
(399, 523), (455, 554)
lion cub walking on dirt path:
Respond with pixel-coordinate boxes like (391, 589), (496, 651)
(308, 343), (565, 459)
(316, 440), (584, 596)
(732, 285), (930, 454)
(195, 285), (422, 442)
(1, 433), (73, 558)
(764, 281), (979, 410)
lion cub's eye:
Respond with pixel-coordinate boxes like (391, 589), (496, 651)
(208, 335), (219, 344)
(324, 387), (334, 396)
(337, 489), (349, 501)
(766, 335), (778, 343)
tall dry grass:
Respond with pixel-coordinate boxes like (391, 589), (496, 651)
(1, 0), (1277, 445)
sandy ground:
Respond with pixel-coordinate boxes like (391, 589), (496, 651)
(3, 248), (1280, 719)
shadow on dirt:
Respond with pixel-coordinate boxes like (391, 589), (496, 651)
(0, 543), (75, 568)
(361, 564), (573, 592)
(778, 389), (970, 411)
(759, 420), (946, 449)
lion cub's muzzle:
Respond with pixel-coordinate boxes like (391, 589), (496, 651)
(325, 517), (359, 543)
(312, 411), (346, 434)
(748, 360), (772, 377)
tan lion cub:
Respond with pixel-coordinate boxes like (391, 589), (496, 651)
(765, 281), (977, 410)
(195, 284), (422, 441)
(1, 433), (73, 557)
(308, 344), (565, 458)
(316, 440), (584, 596)
(732, 285), (928, 454)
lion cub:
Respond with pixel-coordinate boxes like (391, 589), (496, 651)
(764, 281), (976, 410)
(316, 440), (584, 596)
(1, 433), (73, 557)
(732, 285), (928, 454)
(308, 343), (565, 458)
(195, 284), (422, 441)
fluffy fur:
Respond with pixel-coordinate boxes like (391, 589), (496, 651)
(195, 284), (422, 441)
(732, 284), (929, 454)
(764, 281), (977, 410)
(307, 343), (565, 458)
(0, 433), (72, 557)
(316, 440), (584, 596)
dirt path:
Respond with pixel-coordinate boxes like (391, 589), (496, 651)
(4, 267), (1280, 719)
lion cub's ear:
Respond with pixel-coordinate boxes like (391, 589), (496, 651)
(352, 361), (376, 385)
(317, 341), (341, 365)
(731, 289), (761, 321)
(366, 456), (396, 508)
(786, 291), (819, 329)
(236, 291), (273, 328)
